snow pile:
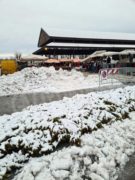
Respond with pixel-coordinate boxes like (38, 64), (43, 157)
(14, 113), (135, 180)
(0, 67), (120, 96)
(0, 86), (135, 179)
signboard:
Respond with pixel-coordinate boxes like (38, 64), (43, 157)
(100, 69), (108, 80)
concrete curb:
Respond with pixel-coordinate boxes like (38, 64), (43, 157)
(0, 84), (129, 116)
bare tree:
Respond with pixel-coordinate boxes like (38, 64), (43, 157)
(15, 52), (22, 61)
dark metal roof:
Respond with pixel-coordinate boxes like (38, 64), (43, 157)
(38, 28), (135, 47)
(33, 45), (135, 56)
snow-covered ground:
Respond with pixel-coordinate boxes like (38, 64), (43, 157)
(0, 67), (120, 96)
(14, 113), (135, 180)
(0, 86), (135, 179)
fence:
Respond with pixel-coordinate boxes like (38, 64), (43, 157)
(99, 67), (135, 87)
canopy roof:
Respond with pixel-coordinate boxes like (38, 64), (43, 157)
(45, 59), (60, 63)
(21, 54), (48, 61)
(81, 49), (135, 62)
(59, 59), (72, 63)
(119, 49), (135, 55)
(38, 28), (135, 47)
(46, 43), (135, 48)
(72, 58), (80, 63)
(34, 44), (135, 56)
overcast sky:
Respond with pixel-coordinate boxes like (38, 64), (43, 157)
(0, 0), (135, 53)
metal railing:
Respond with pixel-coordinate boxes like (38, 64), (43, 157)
(99, 67), (135, 87)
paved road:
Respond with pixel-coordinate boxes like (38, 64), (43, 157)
(118, 154), (135, 180)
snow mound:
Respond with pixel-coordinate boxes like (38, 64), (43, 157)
(15, 114), (135, 180)
(0, 67), (120, 96)
(0, 86), (135, 179)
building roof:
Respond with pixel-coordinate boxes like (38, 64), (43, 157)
(46, 43), (135, 48)
(34, 43), (135, 56)
(38, 28), (135, 47)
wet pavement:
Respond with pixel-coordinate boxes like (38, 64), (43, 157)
(118, 154), (135, 180)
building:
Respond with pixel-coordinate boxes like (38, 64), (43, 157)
(33, 28), (135, 57)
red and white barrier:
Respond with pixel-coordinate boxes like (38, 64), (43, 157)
(100, 68), (119, 80)
(107, 68), (119, 75)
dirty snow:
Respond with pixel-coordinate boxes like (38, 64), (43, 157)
(14, 113), (135, 180)
(0, 67), (120, 96)
(0, 86), (135, 179)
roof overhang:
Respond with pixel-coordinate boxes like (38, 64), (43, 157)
(38, 28), (135, 47)
(33, 44), (135, 56)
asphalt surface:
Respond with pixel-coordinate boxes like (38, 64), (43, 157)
(118, 154), (135, 180)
